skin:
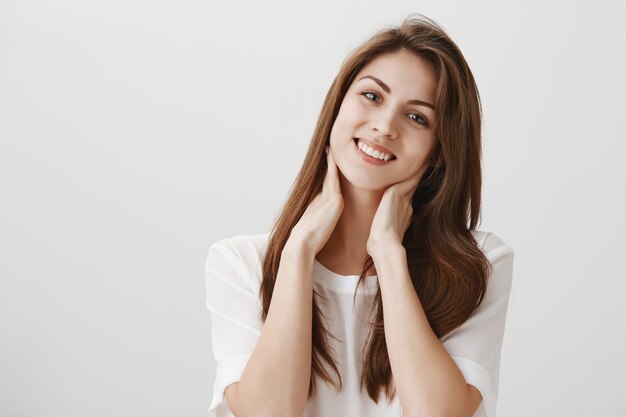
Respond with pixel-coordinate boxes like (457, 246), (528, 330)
(316, 49), (437, 275)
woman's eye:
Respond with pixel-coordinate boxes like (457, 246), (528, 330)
(408, 113), (428, 126)
(362, 91), (380, 102)
(360, 91), (428, 127)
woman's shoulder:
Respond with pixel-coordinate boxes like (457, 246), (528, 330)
(471, 229), (515, 297)
(208, 232), (272, 271)
(470, 229), (514, 256)
(205, 232), (271, 298)
(210, 231), (271, 255)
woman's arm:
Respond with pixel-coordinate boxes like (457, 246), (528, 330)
(225, 240), (314, 417)
(227, 147), (342, 417)
(373, 243), (481, 417)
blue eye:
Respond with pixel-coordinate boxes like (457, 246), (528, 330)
(360, 91), (429, 127)
(362, 91), (379, 102)
(408, 113), (427, 125)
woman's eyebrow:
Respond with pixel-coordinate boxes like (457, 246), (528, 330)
(357, 75), (435, 110)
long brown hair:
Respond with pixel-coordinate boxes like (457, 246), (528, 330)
(259, 13), (492, 403)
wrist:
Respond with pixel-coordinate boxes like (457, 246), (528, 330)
(283, 238), (316, 262)
(373, 246), (411, 292)
(369, 240), (405, 261)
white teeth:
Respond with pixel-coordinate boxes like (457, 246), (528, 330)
(357, 139), (393, 161)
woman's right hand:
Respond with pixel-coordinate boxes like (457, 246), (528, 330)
(287, 145), (344, 255)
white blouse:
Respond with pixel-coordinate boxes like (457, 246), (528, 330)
(204, 230), (514, 417)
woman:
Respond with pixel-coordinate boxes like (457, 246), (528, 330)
(205, 13), (514, 417)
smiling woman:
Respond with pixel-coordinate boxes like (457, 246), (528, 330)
(205, 12), (514, 417)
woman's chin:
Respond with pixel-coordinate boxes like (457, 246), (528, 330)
(341, 172), (392, 192)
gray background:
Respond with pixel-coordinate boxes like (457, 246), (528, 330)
(1, 0), (625, 416)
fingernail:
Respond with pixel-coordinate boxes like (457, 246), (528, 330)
(325, 146), (329, 155)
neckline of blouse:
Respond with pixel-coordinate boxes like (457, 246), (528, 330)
(313, 258), (379, 294)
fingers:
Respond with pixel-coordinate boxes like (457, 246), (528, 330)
(323, 145), (341, 195)
(397, 162), (429, 197)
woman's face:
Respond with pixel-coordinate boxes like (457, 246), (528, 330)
(329, 49), (438, 191)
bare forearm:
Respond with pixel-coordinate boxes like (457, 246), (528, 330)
(234, 241), (314, 417)
(374, 244), (470, 417)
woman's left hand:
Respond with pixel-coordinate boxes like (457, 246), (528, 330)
(366, 163), (430, 259)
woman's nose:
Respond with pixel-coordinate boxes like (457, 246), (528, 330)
(371, 107), (399, 139)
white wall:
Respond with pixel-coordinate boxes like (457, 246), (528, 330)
(1, 0), (625, 416)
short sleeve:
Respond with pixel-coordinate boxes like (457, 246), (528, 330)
(204, 240), (263, 417)
(440, 233), (514, 417)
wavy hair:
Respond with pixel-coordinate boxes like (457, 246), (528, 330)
(259, 13), (492, 403)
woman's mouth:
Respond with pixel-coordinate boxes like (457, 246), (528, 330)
(353, 138), (397, 164)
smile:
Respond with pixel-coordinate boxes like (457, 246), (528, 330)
(353, 138), (397, 165)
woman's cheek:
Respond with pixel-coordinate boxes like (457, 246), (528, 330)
(343, 99), (369, 123)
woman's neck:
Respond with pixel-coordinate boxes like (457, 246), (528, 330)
(315, 173), (384, 275)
